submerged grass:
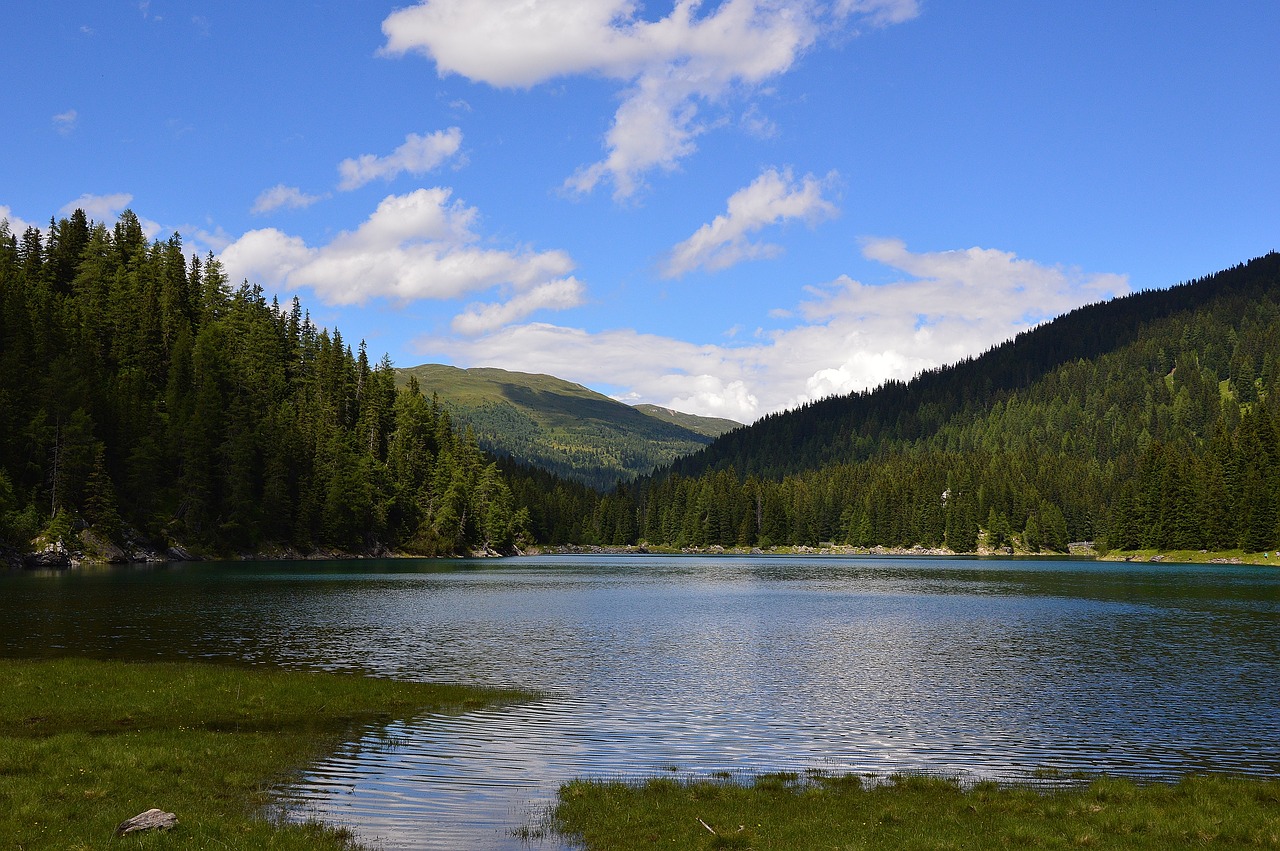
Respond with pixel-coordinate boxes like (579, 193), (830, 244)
(0, 657), (526, 850)
(554, 772), (1280, 850)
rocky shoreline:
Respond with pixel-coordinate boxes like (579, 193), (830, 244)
(19, 536), (1274, 569)
(2, 525), (517, 571)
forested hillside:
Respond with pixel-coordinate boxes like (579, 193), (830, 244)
(589, 254), (1280, 553)
(0, 210), (576, 561)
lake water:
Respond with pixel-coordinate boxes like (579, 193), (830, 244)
(3, 555), (1278, 849)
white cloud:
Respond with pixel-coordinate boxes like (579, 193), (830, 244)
(421, 322), (766, 419)
(739, 104), (779, 139)
(809, 238), (1131, 327)
(60, 192), (134, 220)
(382, 0), (917, 199)
(52, 109), (78, 135)
(663, 167), (838, 277)
(836, 0), (920, 28)
(421, 240), (1128, 422)
(55, 193), (164, 238)
(451, 277), (587, 334)
(251, 184), (326, 214)
(219, 228), (311, 286)
(0, 205), (39, 236)
(563, 70), (707, 199)
(220, 188), (579, 309)
(176, 223), (235, 257)
(337, 127), (464, 191)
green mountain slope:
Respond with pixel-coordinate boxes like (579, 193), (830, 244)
(591, 253), (1280, 553)
(671, 253), (1280, 482)
(632, 404), (740, 438)
(394, 364), (733, 489)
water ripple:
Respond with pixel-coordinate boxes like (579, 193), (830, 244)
(3, 556), (1278, 850)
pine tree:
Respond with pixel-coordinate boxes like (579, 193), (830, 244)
(83, 444), (123, 544)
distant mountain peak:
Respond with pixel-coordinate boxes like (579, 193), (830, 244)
(394, 364), (731, 488)
(631, 404), (741, 439)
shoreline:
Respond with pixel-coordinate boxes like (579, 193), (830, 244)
(0, 657), (527, 849)
(9, 538), (1278, 570)
(552, 771), (1280, 850)
(532, 542), (1279, 566)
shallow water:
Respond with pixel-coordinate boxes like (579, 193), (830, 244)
(3, 555), (1277, 849)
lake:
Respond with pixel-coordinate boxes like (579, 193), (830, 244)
(3, 555), (1278, 849)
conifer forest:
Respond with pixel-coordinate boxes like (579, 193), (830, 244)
(2, 210), (1279, 561)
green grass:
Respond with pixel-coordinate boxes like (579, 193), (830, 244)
(0, 657), (526, 850)
(553, 772), (1280, 850)
(1098, 548), (1280, 566)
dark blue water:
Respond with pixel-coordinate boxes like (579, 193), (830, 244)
(3, 555), (1277, 849)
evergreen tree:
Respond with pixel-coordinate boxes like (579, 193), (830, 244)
(83, 445), (123, 544)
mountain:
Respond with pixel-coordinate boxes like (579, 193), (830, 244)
(632, 404), (740, 438)
(394, 364), (738, 489)
(670, 253), (1280, 482)
(586, 253), (1280, 553)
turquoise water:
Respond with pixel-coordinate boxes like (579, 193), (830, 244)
(3, 555), (1277, 848)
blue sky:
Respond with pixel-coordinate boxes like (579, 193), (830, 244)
(4, 1), (1277, 422)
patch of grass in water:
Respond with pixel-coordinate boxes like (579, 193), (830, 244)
(553, 771), (1280, 849)
(0, 657), (526, 849)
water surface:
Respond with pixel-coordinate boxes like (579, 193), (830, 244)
(3, 556), (1277, 849)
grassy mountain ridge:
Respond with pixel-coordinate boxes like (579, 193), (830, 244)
(394, 364), (737, 489)
(633, 404), (740, 438)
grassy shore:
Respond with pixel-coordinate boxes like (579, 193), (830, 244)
(553, 772), (1280, 850)
(1097, 548), (1279, 566)
(540, 543), (1280, 566)
(0, 657), (525, 849)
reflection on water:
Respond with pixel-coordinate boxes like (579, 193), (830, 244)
(3, 556), (1279, 849)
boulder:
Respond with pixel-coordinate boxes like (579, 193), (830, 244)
(115, 808), (177, 836)
(24, 542), (70, 568)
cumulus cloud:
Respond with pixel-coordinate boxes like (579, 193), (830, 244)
(806, 238), (1130, 327)
(220, 188), (579, 314)
(451, 277), (587, 335)
(0, 205), (39, 235)
(337, 127), (464, 190)
(249, 128), (461, 215)
(175, 223), (236, 257)
(52, 109), (78, 135)
(423, 322), (766, 419)
(60, 192), (134, 221)
(251, 184), (326, 214)
(421, 240), (1128, 422)
(57, 193), (163, 237)
(663, 167), (838, 277)
(382, 0), (917, 199)
(563, 69), (709, 199)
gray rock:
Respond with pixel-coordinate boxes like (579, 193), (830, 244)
(115, 808), (177, 836)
